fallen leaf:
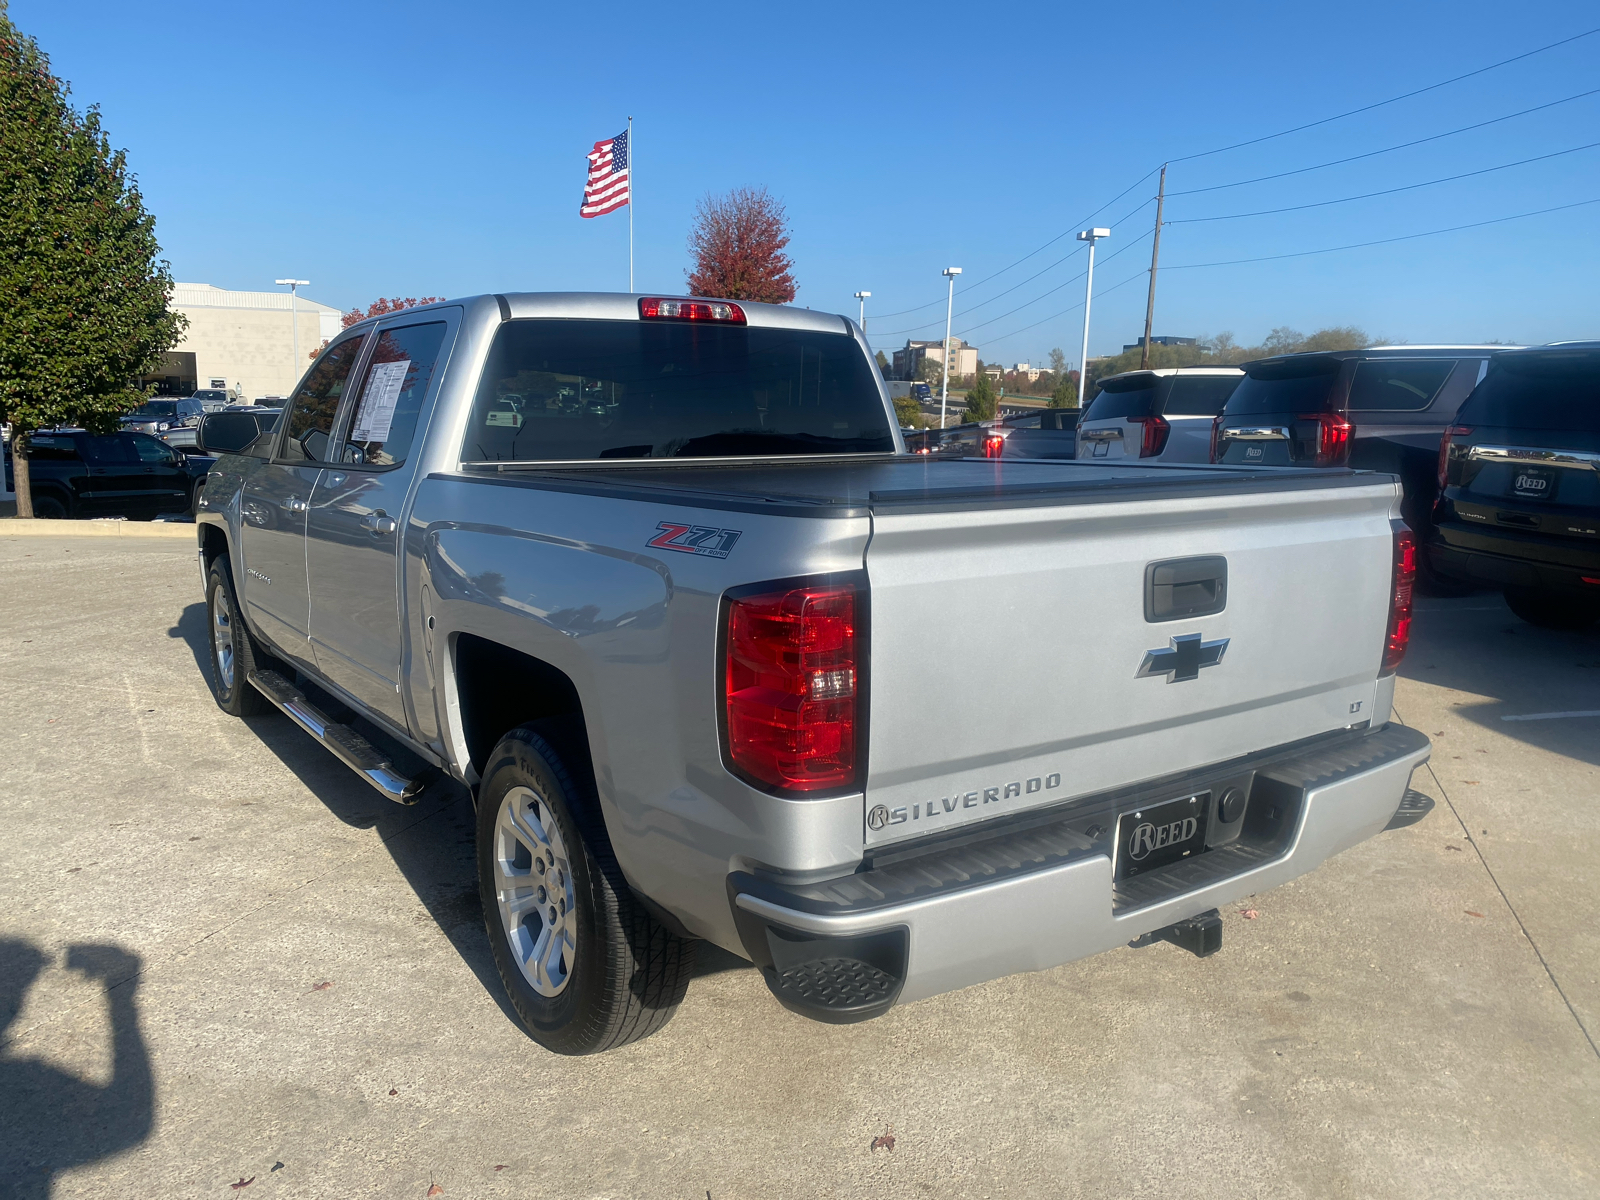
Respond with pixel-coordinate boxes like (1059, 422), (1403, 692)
(494, 1165), (507, 1172)
(1463, 780), (1480, 785)
(271, 1162), (284, 1172)
(389, 1088), (398, 1096)
(427, 1186), (444, 1197)
(310, 981), (333, 992)
(1445, 845), (1463, 852)
(231, 1178), (255, 1191)
(189, 836), (201, 841)
(870, 1125), (896, 1152)
(1465, 911), (1485, 918)
(1239, 908), (1260, 920)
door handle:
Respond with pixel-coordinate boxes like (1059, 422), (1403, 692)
(286, 497), (308, 514)
(360, 510), (397, 536)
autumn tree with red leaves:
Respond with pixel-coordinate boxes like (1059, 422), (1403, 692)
(684, 187), (796, 303)
(341, 296), (444, 328)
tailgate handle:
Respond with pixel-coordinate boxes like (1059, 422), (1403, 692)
(1146, 556), (1228, 622)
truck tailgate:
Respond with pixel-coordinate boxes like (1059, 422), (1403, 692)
(863, 473), (1399, 846)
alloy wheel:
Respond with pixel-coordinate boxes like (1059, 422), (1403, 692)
(494, 785), (577, 997)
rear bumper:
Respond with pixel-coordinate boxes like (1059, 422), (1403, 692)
(1430, 523), (1600, 593)
(729, 723), (1430, 1022)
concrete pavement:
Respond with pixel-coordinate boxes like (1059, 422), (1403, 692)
(0, 533), (1595, 1198)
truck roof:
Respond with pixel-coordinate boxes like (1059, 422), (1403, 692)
(343, 292), (854, 337)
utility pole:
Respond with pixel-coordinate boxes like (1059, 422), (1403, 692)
(940, 268), (961, 429)
(1075, 230), (1108, 408)
(275, 278), (309, 389)
(1139, 164), (1167, 370)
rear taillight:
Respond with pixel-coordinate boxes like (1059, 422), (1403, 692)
(639, 297), (747, 324)
(1437, 425), (1472, 490)
(723, 580), (860, 792)
(1298, 412), (1353, 466)
(983, 432), (1005, 458)
(1209, 414), (1224, 463)
(1132, 415), (1170, 458)
(1383, 526), (1416, 675)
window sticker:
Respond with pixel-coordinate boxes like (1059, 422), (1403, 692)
(352, 359), (412, 443)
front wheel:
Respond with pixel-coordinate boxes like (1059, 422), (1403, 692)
(1504, 588), (1600, 631)
(205, 555), (271, 715)
(477, 725), (695, 1055)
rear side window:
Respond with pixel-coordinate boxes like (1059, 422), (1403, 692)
(1458, 353), (1600, 432)
(27, 435), (80, 461)
(1083, 377), (1157, 421)
(1163, 376), (1240, 416)
(81, 435), (137, 464)
(343, 321), (448, 468)
(463, 319), (893, 462)
(1347, 359), (1454, 411)
(1226, 358), (1341, 415)
(282, 334), (366, 462)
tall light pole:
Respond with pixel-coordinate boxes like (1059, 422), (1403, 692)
(1075, 230), (1108, 407)
(276, 278), (309, 389)
(940, 267), (961, 429)
(854, 290), (871, 331)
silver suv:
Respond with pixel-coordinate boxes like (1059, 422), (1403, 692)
(1076, 368), (1243, 464)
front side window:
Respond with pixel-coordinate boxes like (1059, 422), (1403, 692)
(281, 334), (366, 462)
(1347, 360), (1455, 411)
(462, 319), (893, 462)
(129, 433), (176, 464)
(342, 321), (448, 468)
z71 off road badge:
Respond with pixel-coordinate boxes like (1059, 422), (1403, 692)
(646, 522), (742, 559)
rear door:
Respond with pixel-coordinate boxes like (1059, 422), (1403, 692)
(1076, 376), (1157, 461)
(862, 476), (1398, 847)
(78, 434), (157, 515)
(306, 313), (455, 725)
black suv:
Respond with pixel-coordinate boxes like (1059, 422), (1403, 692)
(1430, 344), (1600, 629)
(5, 429), (212, 519)
(120, 396), (205, 435)
(1211, 346), (1510, 583)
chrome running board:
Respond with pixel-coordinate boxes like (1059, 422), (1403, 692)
(248, 669), (427, 804)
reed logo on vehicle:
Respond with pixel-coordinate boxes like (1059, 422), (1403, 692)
(1127, 816), (1199, 861)
(1514, 472), (1549, 493)
(646, 522), (742, 559)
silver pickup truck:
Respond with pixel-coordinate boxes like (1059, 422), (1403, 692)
(194, 292), (1432, 1056)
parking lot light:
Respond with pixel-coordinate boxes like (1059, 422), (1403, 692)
(854, 291), (871, 331)
(941, 268), (961, 429)
(1075, 231), (1108, 406)
(275, 278), (310, 390)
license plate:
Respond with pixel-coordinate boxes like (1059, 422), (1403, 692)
(1511, 467), (1556, 501)
(1092, 440), (1109, 457)
(1115, 792), (1209, 880)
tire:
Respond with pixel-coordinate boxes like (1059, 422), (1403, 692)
(31, 494), (67, 519)
(477, 724), (695, 1055)
(205, 555), (271, 716)
(1504, 588), (1600, 631)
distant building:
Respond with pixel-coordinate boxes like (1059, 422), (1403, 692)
(893, 337), (979, 382)
(142, 282), (344, 399)
(1121, 335), (1197, 353)
(982, 363), (1004, 379)
(1010, 363), (1042, 382)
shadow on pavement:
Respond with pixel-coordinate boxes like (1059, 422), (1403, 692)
(0, 940), (154, 1200)
(168, 601), (211, 683)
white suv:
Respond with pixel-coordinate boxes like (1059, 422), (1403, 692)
(1076, 368), (1243, 465)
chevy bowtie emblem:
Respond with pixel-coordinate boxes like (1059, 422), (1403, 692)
(1137, 633), (1229, 683)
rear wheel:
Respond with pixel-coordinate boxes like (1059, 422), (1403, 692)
(477, 725), (695, 1055)
(31, 494), (67, 519)
(205, 555), (271, 715)
(1504, 588), (1600, 631)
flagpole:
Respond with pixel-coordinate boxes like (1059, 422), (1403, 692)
(627, 115), (634, 292)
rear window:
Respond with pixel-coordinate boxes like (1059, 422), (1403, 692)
(1347, 359), (1454, 411)
(1163, 376), (1240, 416)
(1226, 357), (1341, 415)
(463, 319), (893, 462)
(1458, 352), (1600, 432)
(1082, 376), (1157, 421)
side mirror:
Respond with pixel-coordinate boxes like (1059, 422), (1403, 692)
(197, 411), (269, 456)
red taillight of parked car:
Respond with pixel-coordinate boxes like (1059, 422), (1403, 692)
(1209, 413), (1224, 463)
(723, 581), (859, 792)
(638, 297), (746, 324)
(1383, 527), (1417, 675)
(982, 432), (1005, 458)
(1299, 412), (1354, 466)
(1132, 414), (1170, 458)
(1436, 425), (1472, 490)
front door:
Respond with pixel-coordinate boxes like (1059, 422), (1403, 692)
(238, 332), (368, 665)
(128, 433), (192, 514)
(307, 316), (453, 725)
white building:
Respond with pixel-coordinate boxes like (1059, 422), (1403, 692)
(140, 283), (344, 400)
(892, 337), (979, 382)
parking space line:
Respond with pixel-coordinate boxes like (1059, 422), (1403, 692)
(1500, 709), (1600, 722)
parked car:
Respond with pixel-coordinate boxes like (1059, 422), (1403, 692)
(1003, 407), (1080, 459)
(5, 429), (211, 519)
(1211, 347), (1514, 582)
(194, 291), (1431, 1055)
(121, 396), (205, 435)
(190, 389), (232, 412)
(1429, 343), (1600, 629)
(1076, 368), (1243, 464)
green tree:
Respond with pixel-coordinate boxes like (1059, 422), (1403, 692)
(875, 349), (891, 374)
(964, 370), (997, 422)
(1048, 347), (1067, 375)
(1050, 372), (1078, 408)
(0, 11), (185, 517)
(892, 394), (922, 428)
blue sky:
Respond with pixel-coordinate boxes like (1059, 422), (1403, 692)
(14, 0), (1600, 369)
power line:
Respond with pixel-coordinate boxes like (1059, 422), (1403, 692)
(970, 266), (1153, 347)
(1169, 141), (1600, 224)
(1170, 86), (1600, 197)
(955, 230), (1153, 339)
(1163, 196), (1600, 269)
(1168, 26), (1600, 164)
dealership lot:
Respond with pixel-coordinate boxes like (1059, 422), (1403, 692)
(1, 533), (1595, 1199)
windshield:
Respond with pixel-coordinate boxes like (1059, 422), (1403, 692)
(130, 401), (179, 419)
(1226, 358), (1341, 416)
(1459, 352), (1600, 433)
(464, 319), (893, 462)
(1083, 376), (1157, 421)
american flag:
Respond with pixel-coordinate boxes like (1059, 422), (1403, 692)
(580, 130), (630, 219)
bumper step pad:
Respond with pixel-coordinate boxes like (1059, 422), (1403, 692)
(1385, 788), (1435, 830)
(765, 957), (900, 1023)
